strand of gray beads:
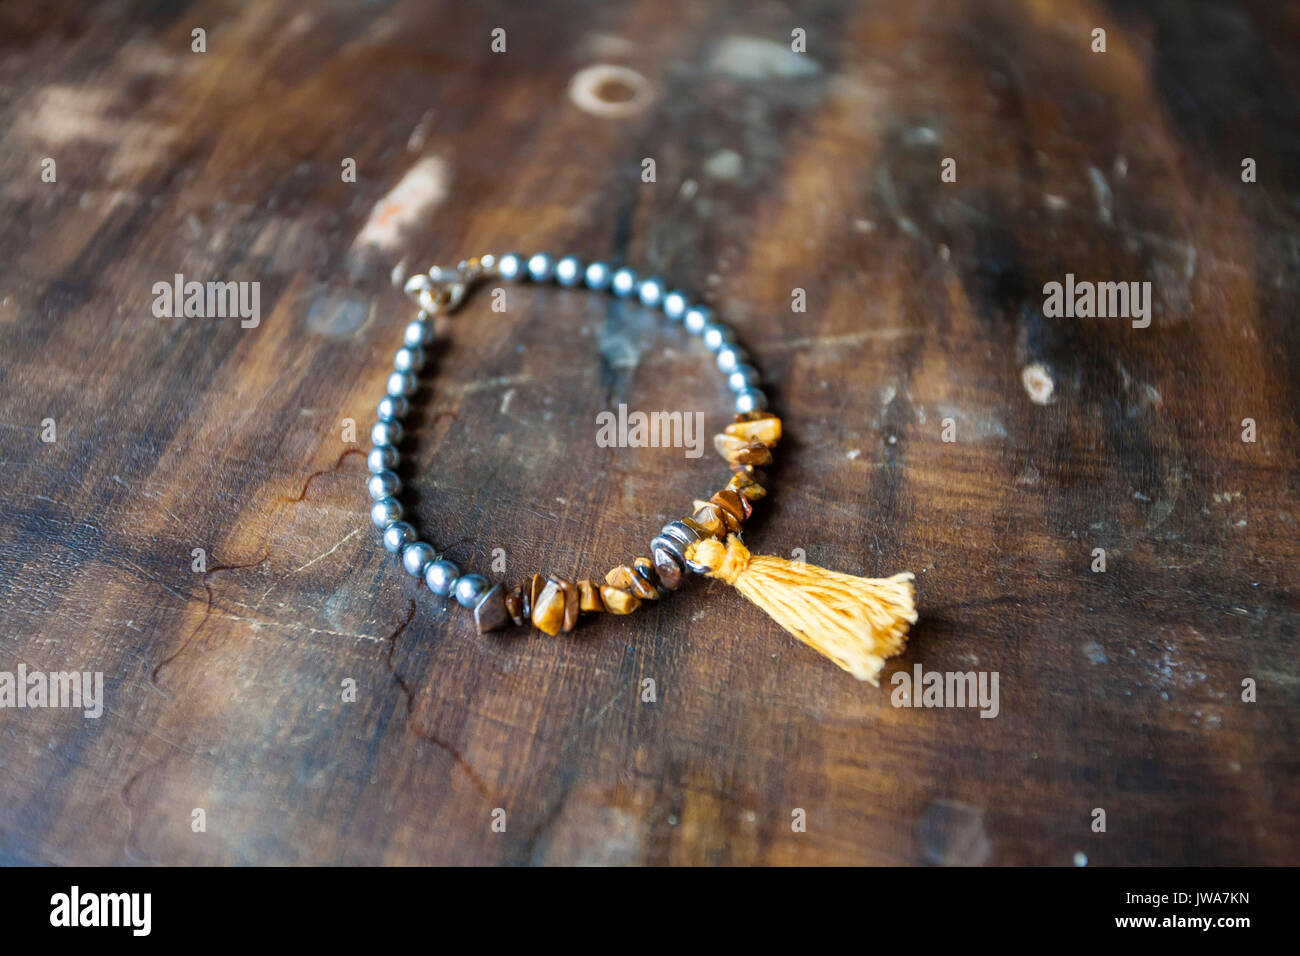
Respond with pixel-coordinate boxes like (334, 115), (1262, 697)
(370, 253), (767, 626)
(367, 288), (490, 614)
(495, 252), (767, 416)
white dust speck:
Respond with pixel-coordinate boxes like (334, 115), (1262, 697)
(704, 149), (744, 180)
(1021, 363), (1055, 404)
(708, 36), (821, 79)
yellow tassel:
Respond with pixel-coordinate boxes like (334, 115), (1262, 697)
(685, 534), (916, 685)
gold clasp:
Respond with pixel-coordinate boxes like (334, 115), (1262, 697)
(403, 255), (495, 316)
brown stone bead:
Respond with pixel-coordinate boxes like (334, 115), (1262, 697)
(712, 486), (754, 522)
(504, 585), (525, 627)
(556, 577), (580, 632)
(525, 573), (546, 615)
(530, 579), (567, 636)
(724, 415), (782, 447)
(578, 579), (606, 613)
(520, 574), (540, 619)
(728, 470), (767, 501)
(736, 441), (773, 465)
(652, 547), (684, 590)
(607, 561), (657, 600)
(679, 515), (723, 541)
(626, 561), (660, 598)
(605, 565), (636, 589)
(709, 490), (749, 527)
(600, 586), (641, 615)
(713, 433), (773, 466)
(474, 585), (511, 634)
(633, 557), (658, 587)
(713, 433), (747, 463)
(734, 464), (768, 484)
(692, 503), (730, 537)
(734, 409), (778, 423)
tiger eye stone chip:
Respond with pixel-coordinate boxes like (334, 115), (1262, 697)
(724, 415), (781, 447)
(578, 579), (606, 612)
(600, 586), (641, 615)
(520, 572), (545, 619)
(691, 503), (730, 537)
(505, 585), (525, 626)
(530, 579), (567, 635)
(558, 577), (580, 632)
(727, 470), (766, 501)
(606, 563), (657, 600)
(710, 488), (751, 523)
(713, 434), (773, 466)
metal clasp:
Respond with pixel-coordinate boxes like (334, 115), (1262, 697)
(402, 255), (495, 316)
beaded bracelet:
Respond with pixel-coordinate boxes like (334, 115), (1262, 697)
(367, 253), (917, 684)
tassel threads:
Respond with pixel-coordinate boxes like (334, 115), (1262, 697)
(685, 535), (916, 684)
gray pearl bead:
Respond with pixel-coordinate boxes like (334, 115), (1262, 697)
(368, 469), (400, 499)
(368, 445), (398, 474)
(401, 541), (436, 578)
(387, 370), (417, 397)
(394, 346), (425, 373)
(734, 389), (768, 414)
(662, 291), (688, 321)
(527, 253), (554, 282)
(403, 320), (433, 348)
(554, 255), (583, 287)
(377, 395), (408, 421)
(716, 345), (748, 375)
(727, 364), (760, 392)
(371, 420), (402, 447)
(371, 497), (402, 528)
(701, 322), (735, 352)
(637, 277), (665, 308)
(382, 522), (416, 554)
(584, 261), (612, 290)
(683, 306), (712, 334)
(611, 267), (637, 298)
(425, 559), (461, 597)
(453, 573), (489, 608)
(498, 253), (525, 281)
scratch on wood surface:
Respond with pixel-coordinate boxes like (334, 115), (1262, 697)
(381, 600), (495, 801)
(292, 527), (361, 573)
(148, 553), (271, 693)
(281, 447), (364, 504)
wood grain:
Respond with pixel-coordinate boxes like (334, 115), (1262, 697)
(0, 0), (1296, 865)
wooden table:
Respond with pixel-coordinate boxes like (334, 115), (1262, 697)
(1, 0), (1295, 865)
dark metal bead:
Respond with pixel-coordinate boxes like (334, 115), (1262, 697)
(652, 546), (685, 589)
(474, 585), (511, 633)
